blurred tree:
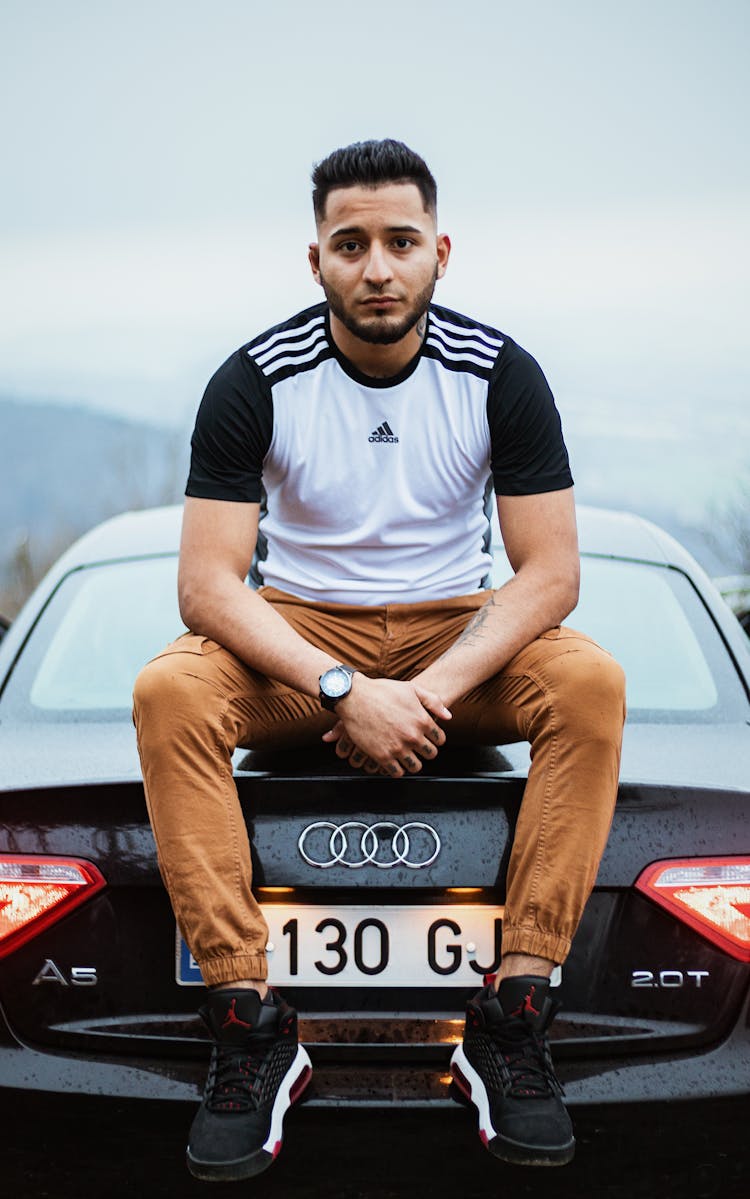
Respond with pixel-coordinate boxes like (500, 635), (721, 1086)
(706, 473), (750, 575)
(0, 529), (75, 619)
(0, 428), (187, 621)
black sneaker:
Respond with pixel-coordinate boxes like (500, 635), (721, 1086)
(450, 975), (574, 1167)
(186, 987), (312, 1181)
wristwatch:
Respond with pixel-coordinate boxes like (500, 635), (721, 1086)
(319, 664), (357, 712)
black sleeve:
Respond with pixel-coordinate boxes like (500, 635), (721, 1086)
(185, 349), (273, 503)
(487, 339), (573, 495)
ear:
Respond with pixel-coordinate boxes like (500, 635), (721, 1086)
(308, 242), (322, 286)
(436, 233), (451, 280)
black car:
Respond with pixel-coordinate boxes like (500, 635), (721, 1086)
(0, 504), (748, 1159)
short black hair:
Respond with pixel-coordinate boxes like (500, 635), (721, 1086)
(312, 139), (437, 222)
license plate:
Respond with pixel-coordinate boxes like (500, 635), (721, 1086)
(176, 904), (504, 987)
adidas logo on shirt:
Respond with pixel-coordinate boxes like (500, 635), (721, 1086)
(369, 421), (399, 444)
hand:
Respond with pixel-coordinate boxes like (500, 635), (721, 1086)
(321, 676), (451, 777)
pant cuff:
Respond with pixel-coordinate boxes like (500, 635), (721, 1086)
(198, 952), (269, 986)
(501, 925), (571, 966)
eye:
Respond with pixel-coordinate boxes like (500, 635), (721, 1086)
(393, 237), (413, 250)
(338, 240), (361, 254)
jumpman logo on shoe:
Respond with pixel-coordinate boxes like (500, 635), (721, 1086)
(510, 985), (541, 1018)
(222, 998), (252, 1031)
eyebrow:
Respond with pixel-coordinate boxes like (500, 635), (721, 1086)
(329, 224), (424, 239)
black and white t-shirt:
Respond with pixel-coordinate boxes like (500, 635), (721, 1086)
(186, 302), (573, 605)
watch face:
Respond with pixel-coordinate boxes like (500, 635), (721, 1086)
(321, 666), (351, 698)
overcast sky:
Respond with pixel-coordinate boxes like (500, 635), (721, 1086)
(1, 0), (748, 523)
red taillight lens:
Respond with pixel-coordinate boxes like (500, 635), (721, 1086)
(0, 856), (106, 959)
(635, 857), (750, 962)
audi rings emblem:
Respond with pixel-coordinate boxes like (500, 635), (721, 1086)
(297, 821), (441, 869)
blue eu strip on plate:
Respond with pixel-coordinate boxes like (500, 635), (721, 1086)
(177, 937), (204, 985)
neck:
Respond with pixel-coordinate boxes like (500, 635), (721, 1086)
(329, 312), (428, 379)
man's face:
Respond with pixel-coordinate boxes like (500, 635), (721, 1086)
(308, 183), (450, 346)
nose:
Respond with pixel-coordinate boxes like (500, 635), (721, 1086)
(362, 242), (393, 287)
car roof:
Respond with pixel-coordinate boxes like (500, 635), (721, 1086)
(53, 502), (699, 573)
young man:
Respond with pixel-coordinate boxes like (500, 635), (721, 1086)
(133, 139), (625, 1180)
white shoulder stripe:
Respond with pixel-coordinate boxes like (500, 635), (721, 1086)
(249, 314), (325, 360)
(426, 337), (497, 371)
(258, 343), (329, 376)
(254, 326), (327, 367)
(428, 324), (499, 362)
(430, 313), (504, 351)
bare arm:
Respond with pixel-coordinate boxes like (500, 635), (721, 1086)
(179, 496), (450, 772)
(414, 487), (580, 705)
(178, 497), (340, 693)
(325, 488), (578, 774)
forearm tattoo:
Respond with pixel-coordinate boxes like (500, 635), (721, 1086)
(440, 591), (500, 660)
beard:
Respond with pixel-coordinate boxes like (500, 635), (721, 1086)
(319, 265), (438, 346)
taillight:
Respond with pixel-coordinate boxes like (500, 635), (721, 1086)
(0, 856), (106, 960)
(635, 857), (750, 962)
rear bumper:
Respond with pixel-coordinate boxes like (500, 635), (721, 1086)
(1, 996), (748, 1109)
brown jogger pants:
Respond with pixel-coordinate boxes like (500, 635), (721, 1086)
(133, 586), (626, 986)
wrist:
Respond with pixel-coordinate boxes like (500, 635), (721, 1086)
(318, 663), (359, 712)
(335, 670), (368, 716)
(413, 668), (456, 708)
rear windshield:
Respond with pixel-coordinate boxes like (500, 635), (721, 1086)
(2, 557), (185, 719)
(1, 553), (747, 723)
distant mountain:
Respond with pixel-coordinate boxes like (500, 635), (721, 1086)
(0, 398), (189, 607)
